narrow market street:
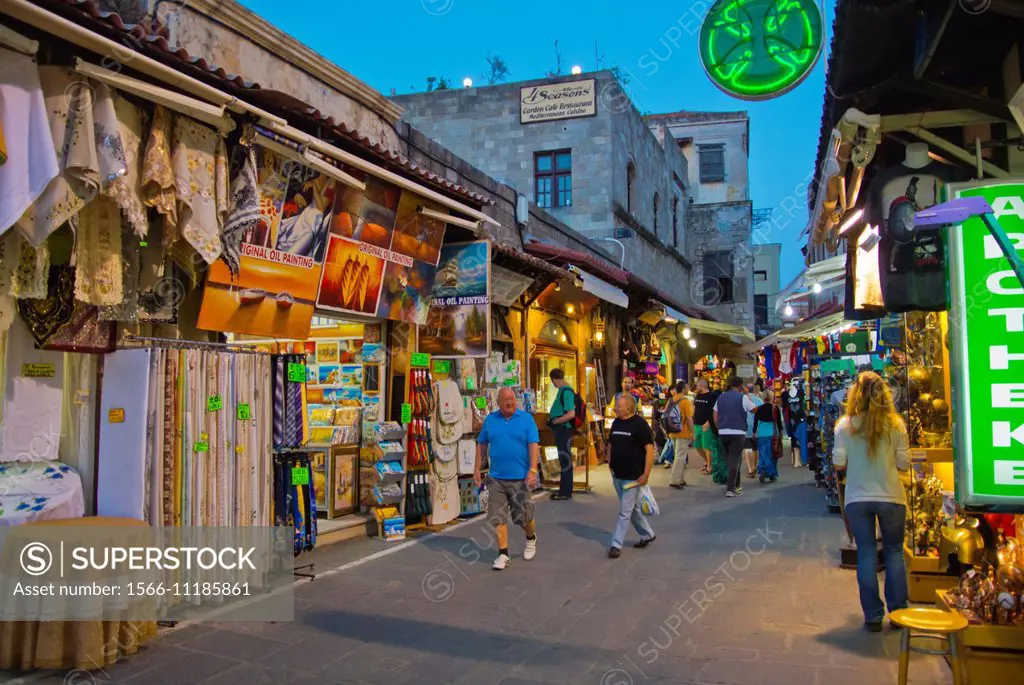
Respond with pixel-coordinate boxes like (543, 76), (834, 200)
(37, 466), (949, 685)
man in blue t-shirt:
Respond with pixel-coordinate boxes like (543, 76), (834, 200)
(475, 387), (540, 571)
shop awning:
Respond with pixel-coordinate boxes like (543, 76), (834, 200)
(776, 311), (847, 340)
(580, 271), (629, 308)
(686, 318), (755, 342)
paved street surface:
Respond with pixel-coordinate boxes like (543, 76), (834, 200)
(26, 464), (951, 685)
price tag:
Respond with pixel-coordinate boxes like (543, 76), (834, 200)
(237, 403), (251, 421)
(207, 395), (223, 412)
(503, 377), (518, 387)
(21, 363), (55, 378)
(194, 441), (209, 453)
(410, 352), (430, 368)
(401, 403), (412, 424)
(108, 408), (125, 423)
(287, 362), (306, 383)
(291, 467), (310, 486)
(475, 397), (487, 410)
(465, 376), (476, 391)
(432, 359), (451, 374)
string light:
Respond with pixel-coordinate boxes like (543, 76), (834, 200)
(688, 339), (697, 349)
(682, 326), (692, 339)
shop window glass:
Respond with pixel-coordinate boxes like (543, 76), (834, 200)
(534, 355), (577, 414)
(538, 318), (572, 345)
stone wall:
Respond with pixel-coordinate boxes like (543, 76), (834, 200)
(393, 74), (615, 238)
(689, 201), (755, 328)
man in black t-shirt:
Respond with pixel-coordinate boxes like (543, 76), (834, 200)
(692, 379), (718, 475)
(606, 393), (656, 558)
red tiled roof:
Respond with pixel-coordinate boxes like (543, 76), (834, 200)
(523, 240), (630, 287)
(40, 0), (489, 205)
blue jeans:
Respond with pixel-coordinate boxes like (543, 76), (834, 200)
(657, 440), (674, 464)
(845, 501), (909, 622)
(611, 477), (654, 549)
(794, 420), (808, 465)
(552, 424), (574, 497)
(756, 437), (777, 479)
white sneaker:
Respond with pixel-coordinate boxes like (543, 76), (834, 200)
(492, 553), (511, 571)
(725, 491), (737, 498)
(524, 537), (537, 561)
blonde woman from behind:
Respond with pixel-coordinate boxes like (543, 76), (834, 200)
(833, 372), (910, 632)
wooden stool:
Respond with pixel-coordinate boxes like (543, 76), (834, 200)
(891, 607), (969, 685)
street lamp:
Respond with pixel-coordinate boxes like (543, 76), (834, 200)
(571, 65), (583, 75)
(462, 77), (473, 88)
(688, 338), (697, 349)
(812, 282), (823, 294)
(784, 304), (794, 317)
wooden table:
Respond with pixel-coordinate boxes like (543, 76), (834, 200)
(0, 517), (158, 671)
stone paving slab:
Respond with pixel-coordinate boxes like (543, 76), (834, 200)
(6, 465), (954, 685)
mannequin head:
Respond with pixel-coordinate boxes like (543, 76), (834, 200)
(904, 142), (930, 170)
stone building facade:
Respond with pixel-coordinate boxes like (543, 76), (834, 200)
(392, 72), (695, 301)
(647, 111), (754, 329)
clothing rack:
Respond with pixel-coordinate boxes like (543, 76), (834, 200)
(120, 334), (272, 355)
(0, 24), (39, 56)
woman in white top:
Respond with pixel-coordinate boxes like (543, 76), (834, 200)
(833, 371), (910, 631)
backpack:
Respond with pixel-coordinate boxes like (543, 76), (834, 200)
(663, 399), (683, 434)
(559, 387), (586, 434)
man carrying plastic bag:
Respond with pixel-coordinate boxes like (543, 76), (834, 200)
(606, 393), (656, 558)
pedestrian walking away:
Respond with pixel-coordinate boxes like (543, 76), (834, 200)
(606, 393), (655, 558)
(743, 380), (763, 478)
(667, 382), (695, 489)
(475, 387), (541, 571)
(752, 390), (783, 483)
(713, 376), (758, 497)
(832, 371), (911, 631)
(547, 368), (576, 501)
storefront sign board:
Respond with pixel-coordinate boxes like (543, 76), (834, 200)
(519, 79), (596, 124)
(698, 0), (824, 101)
(420, 241), (491, 359)
(947, 180), (1024, 508)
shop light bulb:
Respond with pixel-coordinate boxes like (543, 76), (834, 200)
(566, 304), (575, 315)
(837, 208), (864, 236)
(595, 330), (604, 342)
(812, 282), (823, 294)
(571, 65), (583, 75)
(784, 304), (794, 317)
(688, 339), (697, 349)
(462, 77), (473, 88)
(554, 282), (561, 292)
(560, 334), (567, 343)
(682, 327), (692, 340)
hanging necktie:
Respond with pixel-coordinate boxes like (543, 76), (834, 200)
(273, 356), (285, 449)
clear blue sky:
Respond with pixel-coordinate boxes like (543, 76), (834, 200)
(240, 0), (836, 284)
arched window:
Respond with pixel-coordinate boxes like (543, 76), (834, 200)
(653, 193), (660, 233)
(626, 161), (636, 213)
(538, 318), (572, 346)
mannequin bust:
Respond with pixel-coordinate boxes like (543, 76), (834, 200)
(904, 142), (930, 169)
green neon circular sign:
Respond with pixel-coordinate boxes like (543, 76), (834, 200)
(699, 0), (824, 101)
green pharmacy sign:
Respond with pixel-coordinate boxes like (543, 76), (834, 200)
(947, 181), (1024, 508)
(698, 0), (824, 101)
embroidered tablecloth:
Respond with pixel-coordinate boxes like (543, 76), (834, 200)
(0, 461), (85, 528)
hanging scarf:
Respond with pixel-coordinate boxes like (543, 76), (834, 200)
(172, 117), (227, 265)
(74, 196), (124, 306)
(16, 68), (104, 245)
(221, 145), (262, 275)
(141, 105), (177, 243)
(108, 93), (149, 238)
(8, 233), (49, 300)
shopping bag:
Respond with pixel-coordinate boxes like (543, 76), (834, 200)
(638, 485), (660, 516)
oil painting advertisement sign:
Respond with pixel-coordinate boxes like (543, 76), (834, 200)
(315, 169), (449, 325)
(947, 180), (1024, 508)
(198, 144), (333, 339)
(519, 79), (597, 124)
(420, 241), (491, 358)
(198, 147), (451, 336)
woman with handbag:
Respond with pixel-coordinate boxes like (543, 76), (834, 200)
(752, 390), (783, 483)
